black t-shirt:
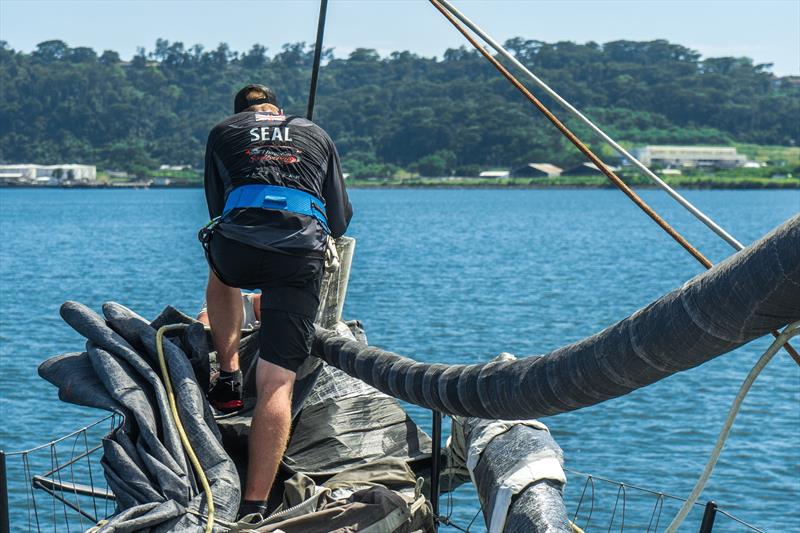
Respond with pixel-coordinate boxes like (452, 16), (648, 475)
(204, 111), (352, 258)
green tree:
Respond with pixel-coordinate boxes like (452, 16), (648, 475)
(0, 38), (796, 172)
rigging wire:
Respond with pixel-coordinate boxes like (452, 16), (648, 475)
(306, 0), (329, 120)
(429, 0), (709, 265)
(428, 0), (800, 366)
(434, 0), (744, 251)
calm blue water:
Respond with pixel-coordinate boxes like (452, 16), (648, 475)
(0, 188), (798, 531)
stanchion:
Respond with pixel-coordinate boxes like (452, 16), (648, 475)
(0, 450), (9, 533)
(430, 410), (442, 530)
(698, 501), (718, 533)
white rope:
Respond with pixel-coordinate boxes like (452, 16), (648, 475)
(664, 321), (800, 532)
(436, 0), (745, 251)
(324, 235), (340, 272)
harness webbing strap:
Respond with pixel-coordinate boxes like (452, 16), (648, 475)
(223, 184), (330, 233)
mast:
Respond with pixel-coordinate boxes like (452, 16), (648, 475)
(306, 0), (329, 120)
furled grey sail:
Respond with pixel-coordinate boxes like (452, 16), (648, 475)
(312, 215), (800, 420)
(40, 301), (241, 531)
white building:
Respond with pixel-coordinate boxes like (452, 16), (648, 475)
(0, 164), (97, 185)
(630, 146), (747, 169)
(478, 170), (510, 179)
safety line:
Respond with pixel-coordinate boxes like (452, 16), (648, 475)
(429, 0), (800, 366)
(156, 324), (215, 533)
(664, 320), (800, 532)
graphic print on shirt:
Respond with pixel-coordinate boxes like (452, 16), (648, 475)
(246, 115), (303, 168)
(249, 126), (293, 142)
(245, 145), (303, 164)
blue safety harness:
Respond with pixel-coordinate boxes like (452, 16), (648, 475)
(199, 184), (329, 286)
(222, 184), (330, 233)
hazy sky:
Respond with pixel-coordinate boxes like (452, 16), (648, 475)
(2, 0), (799, 75)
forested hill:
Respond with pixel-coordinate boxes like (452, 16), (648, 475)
(1, 39), (798, 177)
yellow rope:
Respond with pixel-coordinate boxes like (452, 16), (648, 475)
(156, 324), (215, 533)
(570, 521), (586, 533)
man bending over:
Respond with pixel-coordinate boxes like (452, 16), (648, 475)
(200, 84), (352, 517)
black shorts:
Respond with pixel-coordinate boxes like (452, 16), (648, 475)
(208, 234), (324, 373)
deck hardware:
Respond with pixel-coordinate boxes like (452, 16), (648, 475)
(430, 410), (442, 530)
(698, 501), (718, 533)
(0, 450), (9, 533)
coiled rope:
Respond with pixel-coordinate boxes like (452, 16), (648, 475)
(428, 0), (799, 366)
(156, 324), (215, 533)
(664, 320), (800, 532)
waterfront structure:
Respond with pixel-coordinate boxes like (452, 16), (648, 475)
(564, 161), (620, 175)
(661, 168), (683, 175)
(629, 146), (748, 168)
(511, 163), (563, 178)
(478, 170), (510, 179)
(107, 170), (130, 179)
(0, 164), (96, 185)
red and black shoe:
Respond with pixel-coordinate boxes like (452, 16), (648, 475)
(207, 370), (243, 413)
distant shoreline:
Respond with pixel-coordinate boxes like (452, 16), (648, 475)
(1, 182), (798, 191)
(344, 181), (800, 190)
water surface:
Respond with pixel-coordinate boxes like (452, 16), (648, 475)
(0, 188), (798, 531)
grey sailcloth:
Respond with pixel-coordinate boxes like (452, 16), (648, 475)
(39, 301), (240, 531)
(312, 215), (800, 420)
(460, 419), (570, 533)
(445, 356), (571, 533)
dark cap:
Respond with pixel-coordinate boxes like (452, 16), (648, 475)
(234, 84), (279, 114)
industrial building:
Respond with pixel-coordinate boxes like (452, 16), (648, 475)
(563, 162), (620, 176)
(0, 164), (96, 185)
(629, 146), (748, 168)
(511, 163), (563, 178)
(478, 170), (510, 179)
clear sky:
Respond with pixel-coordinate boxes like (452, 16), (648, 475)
(1, 0), (798, 75)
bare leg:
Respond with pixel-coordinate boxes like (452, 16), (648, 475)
(252, 293), (262, 323)
(244, 359), (295, 501)
(206, 271), (243, 372)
